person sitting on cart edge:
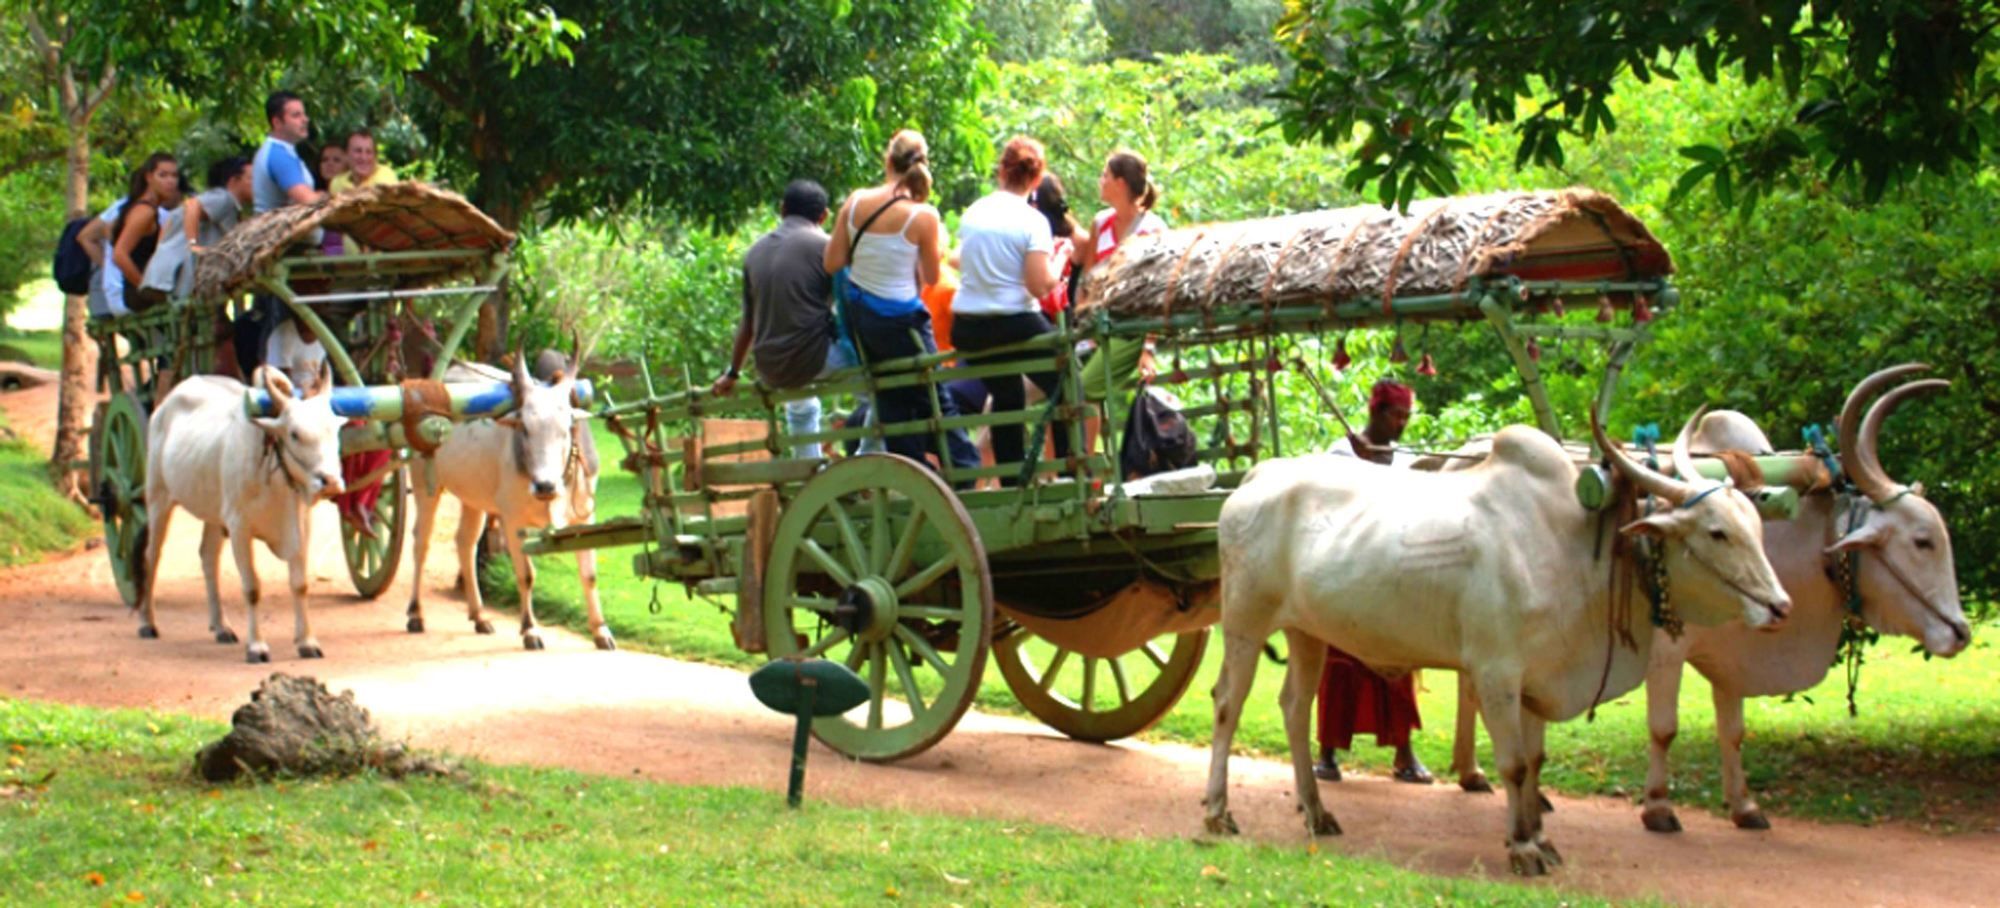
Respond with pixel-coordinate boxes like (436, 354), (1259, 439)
(1315, 378), (1433, 784)
(253, 91), (326, 215)
(949, 136), (1075, 486)
(713, 180), (856, 460)
(823, 130), (980, 476)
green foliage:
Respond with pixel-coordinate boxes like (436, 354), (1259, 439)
(510, 218), (754, 376)
(1275, 0), (2000, 212)
(973, 0), (1108, 63)
(409, 0), (992, 230)
(982, 53), (1353, 223)
(0, 427), (93, 567)
(1094, 0), (1284, 66)
(0, 697), (1621, 905)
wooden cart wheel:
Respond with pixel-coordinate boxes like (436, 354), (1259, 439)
(762, 454), (993, 762)
(93, 392), (150, 609)
(342, 465), (408, 600)
(993, 621), (1210, 742)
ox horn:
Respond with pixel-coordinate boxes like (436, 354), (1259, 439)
(1854, 377), (1950, 502)
(1671, 404), (1711, 488)
(1592, 409), (1694, 505)
(1837, 363), (1930, 501)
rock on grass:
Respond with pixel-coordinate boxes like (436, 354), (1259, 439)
(195, 674), (457, 782)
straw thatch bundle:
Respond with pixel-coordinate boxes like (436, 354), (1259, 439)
(191, 182), (515, 301)
(1075, 189), (1671, 318)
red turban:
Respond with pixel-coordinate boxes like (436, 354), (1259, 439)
(1369, 380), (1413, 413)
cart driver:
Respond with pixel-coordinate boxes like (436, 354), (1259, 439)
(1316, 379), (1433, 784)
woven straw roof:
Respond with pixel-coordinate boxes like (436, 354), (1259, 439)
(1075, 188), (1671, 318)
(190, 182), (515, 300)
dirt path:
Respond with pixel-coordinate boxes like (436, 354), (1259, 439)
(1, 393), (1994, 907)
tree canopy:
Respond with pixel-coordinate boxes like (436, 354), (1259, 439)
(1274, 0), (2000, 211)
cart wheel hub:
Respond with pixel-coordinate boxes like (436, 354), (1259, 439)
(835, 576), (900, 642)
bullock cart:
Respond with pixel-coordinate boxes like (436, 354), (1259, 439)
(529, 189), (1682, 762)
(85, 183), (538, 608)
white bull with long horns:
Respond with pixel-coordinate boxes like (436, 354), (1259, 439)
(1430, 365), (1970, 832)
(405, 350), (611, 651)
(1204, 412), (1791, 875)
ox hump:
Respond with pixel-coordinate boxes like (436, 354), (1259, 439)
(1483, 425), (1575, 482)
(1692, 410), (1775, 456)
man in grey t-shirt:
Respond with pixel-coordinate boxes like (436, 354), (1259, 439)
(713, 180), (859, 458)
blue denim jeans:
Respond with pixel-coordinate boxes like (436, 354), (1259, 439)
(844, 302), (980, 473)
(782, 342), (882, 459)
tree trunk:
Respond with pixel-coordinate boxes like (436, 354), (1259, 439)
(47, 67), (104, 502)
(475, 180), (526, 364)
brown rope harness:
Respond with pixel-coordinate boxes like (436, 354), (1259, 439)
(398, 379), (453, 456)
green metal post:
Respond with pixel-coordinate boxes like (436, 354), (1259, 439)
(428, 253), (509, 381)
(786, 680), (816, 808)
(1478, 294), (1561, 438)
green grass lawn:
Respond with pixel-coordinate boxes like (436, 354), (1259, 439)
(0, 328), (63, 370)
(0, 697), (1629, 907)
(0, 410), (93, 568)
(488, 423), (2000, 831)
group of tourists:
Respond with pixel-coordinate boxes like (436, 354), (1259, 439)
(715, 131), (1166, 485)
(76, 90), (396, 324)
(718, 130), (1433, 781)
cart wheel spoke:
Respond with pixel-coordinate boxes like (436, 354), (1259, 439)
(892, 624), (951, 676)
(844, 636), (869, 671)
(897, 605), (960, 621)
(800, 538), (856, 588)
(867, 643), (887, 731)
(791, 595), (840, 614)
(889, 643), (927, 716)
(894, 555), (955, 600)
(1108, 659), (1132, 707)
(885, 508), (925, 581)
(1081, 657), (1097, 714)
(1141, 642), (1169, 669)
(869, 492), (889, 575)
(802, 627), (852, 659)
(1037, 648), (1071, 692)
(829, 499), (868, 576)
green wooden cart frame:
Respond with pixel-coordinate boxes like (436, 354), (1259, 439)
(528, 189), (1682, 761)
(86, 182), (517, 607)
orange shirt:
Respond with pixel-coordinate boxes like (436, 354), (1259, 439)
(922, 269), (959, 351)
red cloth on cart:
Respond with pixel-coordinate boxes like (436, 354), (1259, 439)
(335, 445), (393, 525)
(1317, 643), (1421, 751)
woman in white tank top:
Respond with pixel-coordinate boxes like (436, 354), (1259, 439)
(825, 131), (943, 311)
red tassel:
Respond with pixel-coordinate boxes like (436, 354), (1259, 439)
(1266, 354), (1282, 373)
(1390, 336), (1409, 364)
(1416, 352), (1438, 376)
(1633, 296), (1654, 323)
(1550, 298), (1566, 318)
(1526, 338), (1542, 362)
(1333, 337), (1352, 371)
(1596, 296), (1615, 323)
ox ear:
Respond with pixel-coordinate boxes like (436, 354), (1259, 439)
(571, 408), (592, 422)
(1826, 520), (1889, 555)
(1910, 481), (1926, 498)
(253, 417), (285, 438)
(1618, 511), (1685, 539)
(494, 414), (523, 430)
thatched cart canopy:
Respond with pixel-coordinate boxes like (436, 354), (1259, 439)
(190, 182), (515, 301)
(1075, 189), (1671, 318)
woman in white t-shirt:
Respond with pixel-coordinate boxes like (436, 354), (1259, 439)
(950, 136), (1074, 485)
(1073, 149), (1166, 271)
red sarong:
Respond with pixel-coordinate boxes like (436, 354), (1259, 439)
(1317, 644), (1421, 751)
(335, 445), (393, 526)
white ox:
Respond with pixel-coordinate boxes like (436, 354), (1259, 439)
(1204, 413), (1791, 875)
(405, 353), (611, 651)
(1433, 366), (1970, 832)
(138, 364), (346, 662)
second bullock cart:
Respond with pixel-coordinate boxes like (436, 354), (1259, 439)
(84, 183), (572, 609)
(530, 189), (1733, 762)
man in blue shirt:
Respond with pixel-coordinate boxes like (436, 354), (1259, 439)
(252, 90), (325, 214)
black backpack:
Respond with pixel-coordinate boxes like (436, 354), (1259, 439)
(53, 216), (93, 295)
(1120, 386), (1198, 479)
